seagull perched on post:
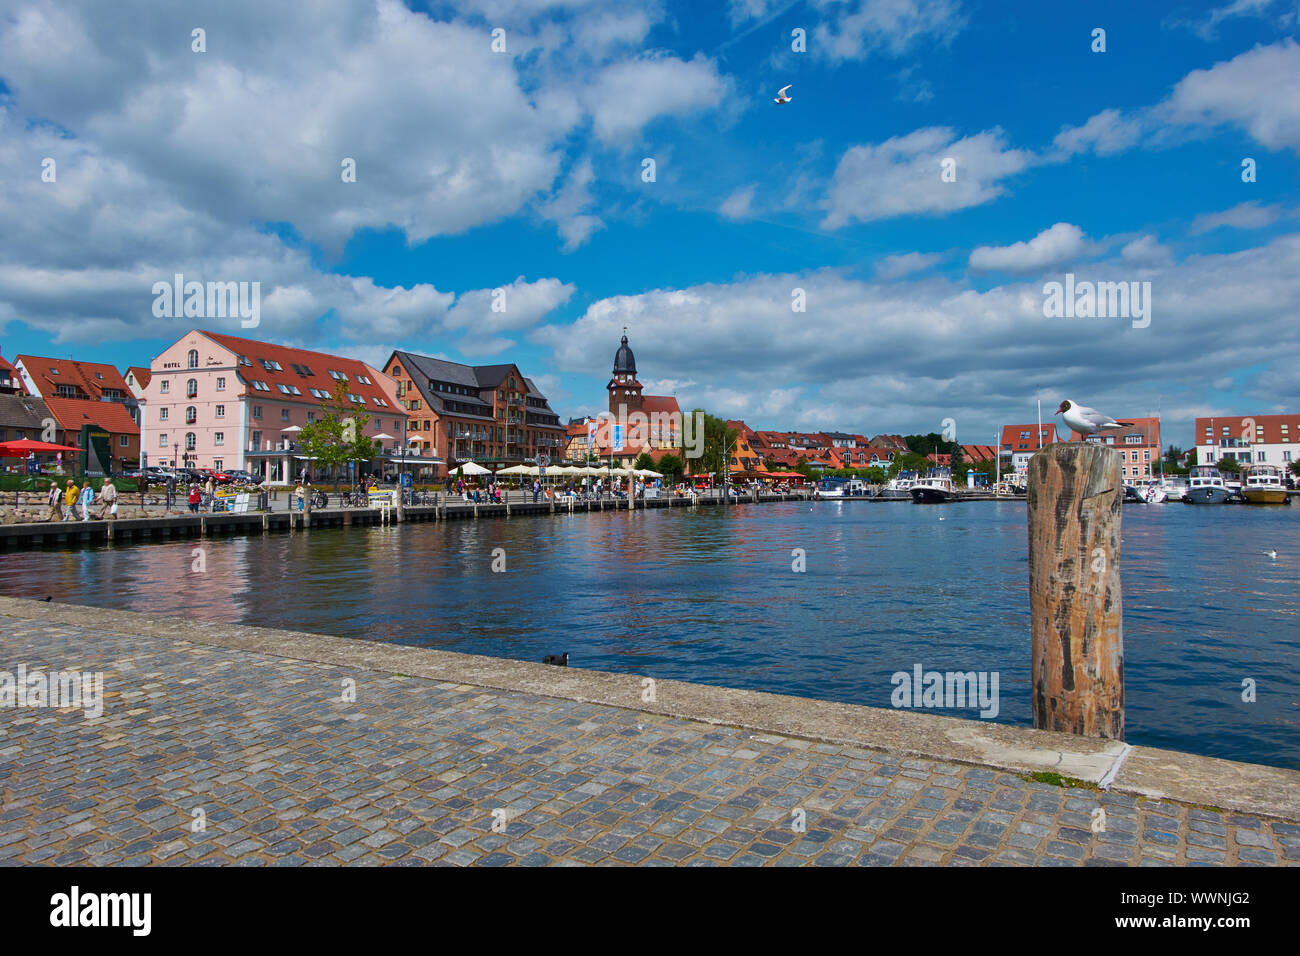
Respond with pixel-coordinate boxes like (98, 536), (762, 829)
(1056, 400), (1135, 438)
(774, 84), (793, 104)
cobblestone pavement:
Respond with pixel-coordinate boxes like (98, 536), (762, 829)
(1, 615), (1296, 867)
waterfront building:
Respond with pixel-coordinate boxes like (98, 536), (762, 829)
(605, 332), (682, 447)
(870, 434), (909, 453)
(1195, 414), (1300, 471)
(1000, 423), (1061, 473)
(1071, 416), (1161, 483)
(0, 393), (71, 471)
(14, 355), (140, 472)
(142, 330), (407, 482)
(724, 421), (769, 475)
(123, 367), (151, 417)
(0, 350), (24, 395)
(385, 350), (564, 474)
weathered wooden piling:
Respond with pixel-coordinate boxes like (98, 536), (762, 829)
(1027, 442), (1124, 739)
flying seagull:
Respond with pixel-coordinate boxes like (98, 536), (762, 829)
(1056, 400), (1135, 437)
(774, 84), (792, 104)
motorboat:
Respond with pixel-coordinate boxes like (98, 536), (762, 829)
(1183, 465), (1232, 504)
(910, 468), (955, 503)
(1123, 484), (1147, 503)
(1241, 464), (1290, 505)
(879, 470), (917, 499)
(813, 478), (845, 499)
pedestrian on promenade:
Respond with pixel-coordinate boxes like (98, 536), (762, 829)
(165, 473), (176, 510)
(204, 475), (216, 509)
(63, 480), (79, 521)
(532, 479), (540, 503)
(98, 480), (118, 520)
(294, 481), (306, 512)
(188, 485), (201, 513)
(45, 481), (62, 521)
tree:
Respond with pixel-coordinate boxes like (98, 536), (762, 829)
(688, 409), (736, 478)
(793, 456), (813, 478)
(297, 381), (380, 484)
(633, 452), (656, 472)
(656, 453), (684, 480)
(1290, 460), (1300, 479)
(904, 432), (945, 457)
(865, 466), (887, 484)
(1217, 457), (1241, 474)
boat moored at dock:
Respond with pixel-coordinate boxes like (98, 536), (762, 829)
(1184, 465), (1233, 503)
(1242, 464), (1290, 504)
(910, 468), (955, 503)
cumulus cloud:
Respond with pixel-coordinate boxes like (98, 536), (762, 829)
(811, 0), (966, 61)
(538, 159), (606, 251)
(581, 53), (729, 144)
(968, 223), (1096, 274)
(821, 127), (1033, 228)
(1120, 235), (1174, 268)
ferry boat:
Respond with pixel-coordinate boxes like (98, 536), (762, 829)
(1241, 464), (1290, 505)
(879, 470), (917, 499)
(910, 468), (955, 503)
(1183, 465), (1232, 504)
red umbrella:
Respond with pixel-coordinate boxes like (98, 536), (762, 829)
(0, 439), (84, 457)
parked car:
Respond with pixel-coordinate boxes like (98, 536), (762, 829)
(195, 468), (233, 484)
(223, 469), (258, 485)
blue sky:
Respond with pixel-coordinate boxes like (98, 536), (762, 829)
(2, 0), (1299, 447)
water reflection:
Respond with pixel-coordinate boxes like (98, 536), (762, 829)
(2, 501), (1298, 769)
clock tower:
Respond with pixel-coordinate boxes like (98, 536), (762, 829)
(607, 329), (643, 418)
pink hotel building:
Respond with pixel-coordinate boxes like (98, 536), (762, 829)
(140, 330), (411, 483)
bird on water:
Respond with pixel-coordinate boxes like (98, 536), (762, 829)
(543, 653), (569, 666)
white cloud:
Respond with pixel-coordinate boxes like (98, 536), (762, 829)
(1190, 200), (1286, 234)
(1120, 235), (1174, 268)
(445, 276), (575, 333)
(720, 184), (758, 220)
(876, 252), (944, 279)
(811, 0), (966, 61)
(581, 53), (729, 144)
(538, 159), (606, 251)
(821, 127), (1032, 228)
(969, 223), (1096, 274)
(1164, 40), (1300, 151)
(1052, 109), (1147, 158)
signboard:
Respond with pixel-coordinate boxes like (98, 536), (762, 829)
(611, 423), (624, 452)
(80, 424), (110, 476)
(399, 473), (413, 489)
(535, 454), (550, 468)
(369, 490), (395, 508)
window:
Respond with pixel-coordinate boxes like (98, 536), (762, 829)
(216, 377), (226, 390)
(50, 367), (60, 375)
(159, 435), (168, 447)
(348, 393), (364, 404)
(1143, 451), (1151, 461)
(391, 365), (402, 376)
(307, 412), (315, 423)
(288, 385), (301, 395)
(56, 384), (77, 398)
(251, 430), (262, 449)
(373, 397), (387, 407)
(161, 380), (170, 393)
(188, 349), (199, 369)
(328, 370), (348, 381)
(159, 408), (169, 421)
(281, 409), (290, 421)
(238, 355), (252, 367)
(1258, 451), (1266, 462)
(185, 406), (197, 424)
(119, 435), (129, 447)
(186, 378), (198, 398)
(260, 358), (282, 371)
(277, 384), (290, 394)
(185, 433), (196, 450)
(213, 459), (222, 470)
(253, 405), (263, 418)
(357, 374), (372, 385)
(215, 405), (225, 418)
(253, 381), (270, 391)
(410, 399), (421, 411)
(1285, 451), (1292, 462)
(214, 433), (224, 446)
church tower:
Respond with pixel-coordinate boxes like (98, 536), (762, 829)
(607, 329), (643, 418)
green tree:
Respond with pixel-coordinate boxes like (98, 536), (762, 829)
(904, 432), (945, 457)
(1217, 457), (1241, 474)
(688, 409), (736, 478)
(633, 451), (656, 472)
(865, 466), (887, 484)
(793, 456), (813, 479)
(1290, 461), (1300, 479)
(656, 453), (684, 480)
(297, 381), (380, 484)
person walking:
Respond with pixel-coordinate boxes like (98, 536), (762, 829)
(45, 481), (63, 522)
(188, 484), (201, 513)
(165, 473), (177, 510)
(98, 479), (118, 520)
(204, 475), (217, 511)
(77, 481), (94, 522)
(532, 479), (540, 504)
(63, 480), (79, 521)
(294, 481), (306, 512)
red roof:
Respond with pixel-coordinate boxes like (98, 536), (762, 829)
(16, 355), (133, 402)
(641, 394), (682, 416)
(1070, 416), (1160, 445)
(43, 396), (140, 436)
(1001, 424), (1060, 451)
(198, 331), (403, 413)
(1194, 414), (1300, 440)
(961, 444), (998, 462)
(126, 366), (152, 389)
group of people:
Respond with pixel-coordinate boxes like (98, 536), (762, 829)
(45, 479), (118, 521)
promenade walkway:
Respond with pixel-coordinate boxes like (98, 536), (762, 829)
(1, 597), (1297, 867)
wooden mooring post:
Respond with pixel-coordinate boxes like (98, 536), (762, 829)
(1027, 442), (1124, 739)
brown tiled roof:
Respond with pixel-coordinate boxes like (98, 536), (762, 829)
(43, 396), (140, 435)
(126, 366), (152, 388)
(17, 355), (133, 401)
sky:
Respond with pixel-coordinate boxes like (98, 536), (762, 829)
(2, 0), (1299, 449)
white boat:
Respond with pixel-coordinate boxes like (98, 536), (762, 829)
(910, 468), (955, 503)
(813, 478), (845, 499)
(879, 470), (917, 499)
(1184, 465), (1232, 504)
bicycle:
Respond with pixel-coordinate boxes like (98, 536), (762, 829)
(312, 490), (328, 509)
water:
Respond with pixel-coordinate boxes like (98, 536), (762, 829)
(3, 501), (1298, 769)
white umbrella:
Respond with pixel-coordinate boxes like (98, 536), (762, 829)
(635, 468), (663, 478)
(406, 434), (425, 443)
(373, 433), (395, 440)
(497, 464), (534, 476)
(281, 425), (302, 433)
(451, 461), (491, 476)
